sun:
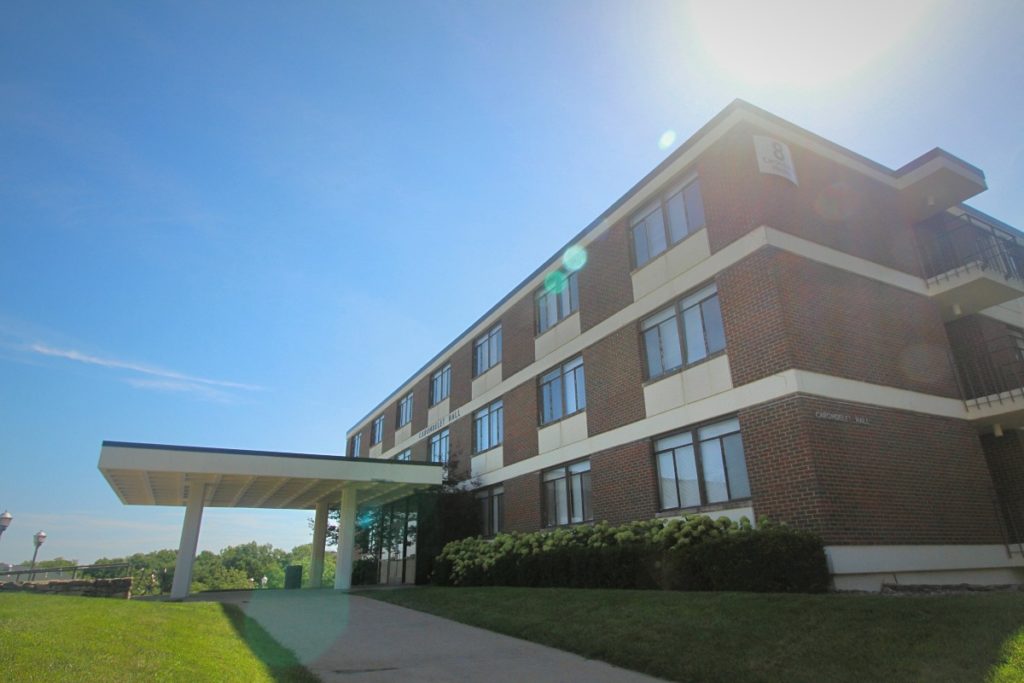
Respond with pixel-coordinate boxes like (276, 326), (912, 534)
(688, 1), (936, 88)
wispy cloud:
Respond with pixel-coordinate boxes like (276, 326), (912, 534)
(23, 342), (263, 402)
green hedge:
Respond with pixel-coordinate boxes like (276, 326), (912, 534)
(433, 516), (829, 593)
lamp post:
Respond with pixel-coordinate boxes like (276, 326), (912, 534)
(29, 530), (46, 573)
(0, 511), (11, 542)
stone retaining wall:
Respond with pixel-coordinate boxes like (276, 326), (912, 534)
(0, 577), (132, 599)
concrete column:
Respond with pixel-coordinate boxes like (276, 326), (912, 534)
(334, 487), (357, 590)
(170, 484), (208, 600)
(309, 500), (329, 588)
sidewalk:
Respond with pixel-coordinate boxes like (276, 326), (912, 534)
(189, 589), (664, 682)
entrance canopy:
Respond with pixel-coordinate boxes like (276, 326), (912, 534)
(98, 441), (443, 598)
(99, 441), (441, 511)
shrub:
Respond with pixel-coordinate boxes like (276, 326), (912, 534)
(433, 516), (829, 593)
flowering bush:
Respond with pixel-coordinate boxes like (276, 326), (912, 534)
(432, 515), (828, 593)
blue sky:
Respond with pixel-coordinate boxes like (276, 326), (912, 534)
(2, 1), (1023, 565)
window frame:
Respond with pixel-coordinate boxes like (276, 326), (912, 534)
(535, 270), (580, 335)
(394, 449), (412, 462)
(654, 417), (751, 512)
(476, 485), (505, 537)
(397, 392), (414, 428)
(430, 364), (451, 406)
(538, 356), (587, 426)
(370, 416), (384, 445)
(473, 399), (504, 454)
(640, 282), (725, 381)
(542, 459), (593, 528)
(429, 428), (450, 465)
(631, 175), (706, 269)
(473, 324), (503, 377)
(351, 433), (362, 458)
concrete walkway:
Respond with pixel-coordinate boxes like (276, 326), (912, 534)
(188, 589), (664, 682)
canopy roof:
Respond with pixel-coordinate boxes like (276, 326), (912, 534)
(98, 441), (442, 511)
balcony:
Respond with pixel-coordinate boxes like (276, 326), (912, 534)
(919, 213), (1024, 320)
(952, 334), (1024, 427)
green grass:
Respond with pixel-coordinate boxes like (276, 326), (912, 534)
(364, 587), (1024, 683)
(0, 593), (319, 682)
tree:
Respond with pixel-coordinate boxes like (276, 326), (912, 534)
(219, 542), (289, 588)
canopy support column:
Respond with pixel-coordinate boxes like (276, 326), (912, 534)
(170, 483), (208, 600)
(334, 487), (357, 590)
(309, 500), (329, 588)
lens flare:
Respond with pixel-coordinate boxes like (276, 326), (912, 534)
(562, 245), (588, 272)
(544, 270), (567, 294)
(658, 130), (677, 150)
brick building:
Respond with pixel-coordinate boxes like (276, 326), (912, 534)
(347, 100), (1024, 590)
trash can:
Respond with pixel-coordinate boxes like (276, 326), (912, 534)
(284, 565), (302, 589)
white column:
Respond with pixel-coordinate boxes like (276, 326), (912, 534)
(334, 487), (357, 590)
(309, 500), (329, 588)
(170, 484), (208, 600)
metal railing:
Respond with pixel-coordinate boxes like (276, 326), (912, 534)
(919, 213), (1024, 284)
(0, 562), (130, 583)
(950, 334), (1024, 407)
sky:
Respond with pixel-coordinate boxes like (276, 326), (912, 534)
(2, 1), (1023, 565)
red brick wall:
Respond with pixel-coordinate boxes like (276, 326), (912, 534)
(381, 403), (397, 451)
(350, 425), (370, 458)
(579, 220), (634, 333)
(502, 380), (538, 465)
(449, 341), (473, 409)
(980, 432), (1024, 544)
(503, 470), (542, 532)
(699, 123), (923, 276)
(411, 375), (430, 433)
(719, 248), (959, 397)
(741, 395), (1003, 545)
(582, 325), (646, 436)
(590, 440), (658, 525)
(502, 296), (536, 380)
(410, 439), (429, 464)
(447, 416), (472, 480)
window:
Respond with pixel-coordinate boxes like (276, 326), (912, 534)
(429, 429), (450, 464)
(476, 486), (504, 536)
(371, 416), (384, 445)
(474, 324), (502, 376)
(543, 460), (592, 527)
(539, 356), (586, 425)
(430, 364), (451, 405)
(632, 177), (706, 268)
(641, 283), (725, 379)
(474, 400), (504, 453)
(536, 271), (579, 334)
(397, 392), (413, 428)
(351, 433), (363, 458)
(655, 417), (750, 510)
(394, 449), (412, 462)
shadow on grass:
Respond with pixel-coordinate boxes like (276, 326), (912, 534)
(220, 603), (321, 683)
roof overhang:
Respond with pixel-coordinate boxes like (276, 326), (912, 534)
(98, 441), (442, 511)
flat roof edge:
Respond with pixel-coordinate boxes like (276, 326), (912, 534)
(100, 440), (443, 467)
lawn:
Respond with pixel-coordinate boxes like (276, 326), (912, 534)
(365, 587), (1024, 683)
(0, 593), (319, 682)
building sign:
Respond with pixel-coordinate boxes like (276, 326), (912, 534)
(815, 410), (871, 426)
(754, 135), (799, 186)
(416, 408), (461, 440)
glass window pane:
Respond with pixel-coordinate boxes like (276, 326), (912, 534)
(659, 319), (683, 372)
(701, 438), (728, 504)
(644, 327), (663, 377)
(494, 327), (502, 363)
(683, 305), (707, 363)
(681, 283), (717, 310)
(479, 496), (490, 535)
(544, 377), (563, 423)
(494, 493), (504, 533)
(543, 467), (565, 482)
(556, 481), (569, 525)
(564, 367), (578, 414)
(573, 365), (586, 411)
(568, 460), (590, 474)
(666, 190), (688, 243)
(702, 296), (726, 354)
(568, 272), (579, 313)
(647, 210), (667, 258)
(570, 473), (584, 523)
(698, 417), (740, 440)
(633, 225), (650, 266)
(655, 431), (693, 451)
(723, 433), (751, 499)
(581, 471), (592, 521)
(492, 404), (503, 445)
(537, 294), (550, 333)
(674, 445), (701, 507)
(684, 179), (706, 230)
(657, 451), (679, 509)
(544, 481), (556, 526)
(643, 307), (676, 329)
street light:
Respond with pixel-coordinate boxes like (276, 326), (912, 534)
(30, 530), (46, 573)
(0, 511), (11, 542)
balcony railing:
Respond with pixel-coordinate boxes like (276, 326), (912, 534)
(919, 213), (1024, 285)
(951, 335), (1024, 406)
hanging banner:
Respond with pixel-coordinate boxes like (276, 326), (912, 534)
(754, 135), (799, 185)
